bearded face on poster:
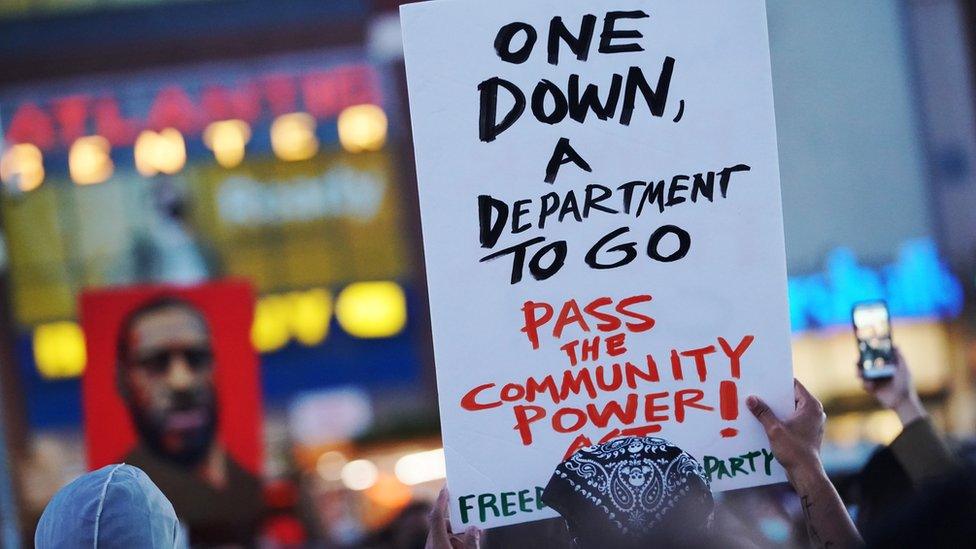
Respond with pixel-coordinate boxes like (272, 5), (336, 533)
(116, 298), (219, 467)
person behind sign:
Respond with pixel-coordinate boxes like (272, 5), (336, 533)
(860, 349), (959, 485)
(539, 436), (716, 548)
(850, 348), (959, 533)
(116, 296), (263, 545)
(853, 350), (976, 547)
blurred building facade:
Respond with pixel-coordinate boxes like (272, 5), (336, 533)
(0, 1), (440, 544)
(769, 0), (976, 467)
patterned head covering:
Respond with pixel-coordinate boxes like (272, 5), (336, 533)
(542, 437), (713, 548)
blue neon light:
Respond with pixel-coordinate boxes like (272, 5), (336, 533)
(788, 238), (963, 332)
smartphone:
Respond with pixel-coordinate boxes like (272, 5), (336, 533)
(852, 301), (896, 380)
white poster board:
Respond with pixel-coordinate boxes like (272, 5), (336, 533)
(401, 0), (794, 530)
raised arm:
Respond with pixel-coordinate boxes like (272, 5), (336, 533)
(861, 350), (959, 486)
(748, 380), (862, 549)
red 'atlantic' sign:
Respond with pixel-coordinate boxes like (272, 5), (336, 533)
(3, 62), (381, 152)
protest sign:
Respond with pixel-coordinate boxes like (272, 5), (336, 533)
(401, 0), (794, 529)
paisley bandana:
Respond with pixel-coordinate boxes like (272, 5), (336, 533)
(542, 436), (713, 548)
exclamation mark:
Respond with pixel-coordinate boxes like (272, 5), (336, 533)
(719, 380), (738, 438)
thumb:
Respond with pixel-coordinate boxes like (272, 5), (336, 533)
(430, 488), (449, 526)
(460, 526), (481, 549)
(747, 395), (782, 433)
(427, 488), (452, 548)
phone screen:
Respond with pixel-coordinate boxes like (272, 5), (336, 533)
(852, 302), (895, 378)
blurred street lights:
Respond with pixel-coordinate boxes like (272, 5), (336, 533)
(0, 144), (44, 192)
(68, 136), (113, 185)
(337, 105), (387, 153)
(203, 120), (251, 168)
(134, 128), (186, 176)
(271, 113), (319, 161)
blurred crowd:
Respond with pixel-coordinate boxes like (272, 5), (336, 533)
(30, 345), (976, 548)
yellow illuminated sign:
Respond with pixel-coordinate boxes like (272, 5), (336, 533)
(33, 321), (87, 379)
(335, 281), (406, 339)
(252, 294), (294, 353)
(251, 288), (335, 353)
(30, 282), (401, 379)
(252, 282), (406, 352)
(291, 288), (333, 346)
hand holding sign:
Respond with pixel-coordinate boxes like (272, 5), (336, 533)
(747, 380), (825, 472)
(426, 489), (482, 549)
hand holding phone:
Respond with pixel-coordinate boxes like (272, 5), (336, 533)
(860, 348), (926, 426)
(852, 301), (896, 380)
